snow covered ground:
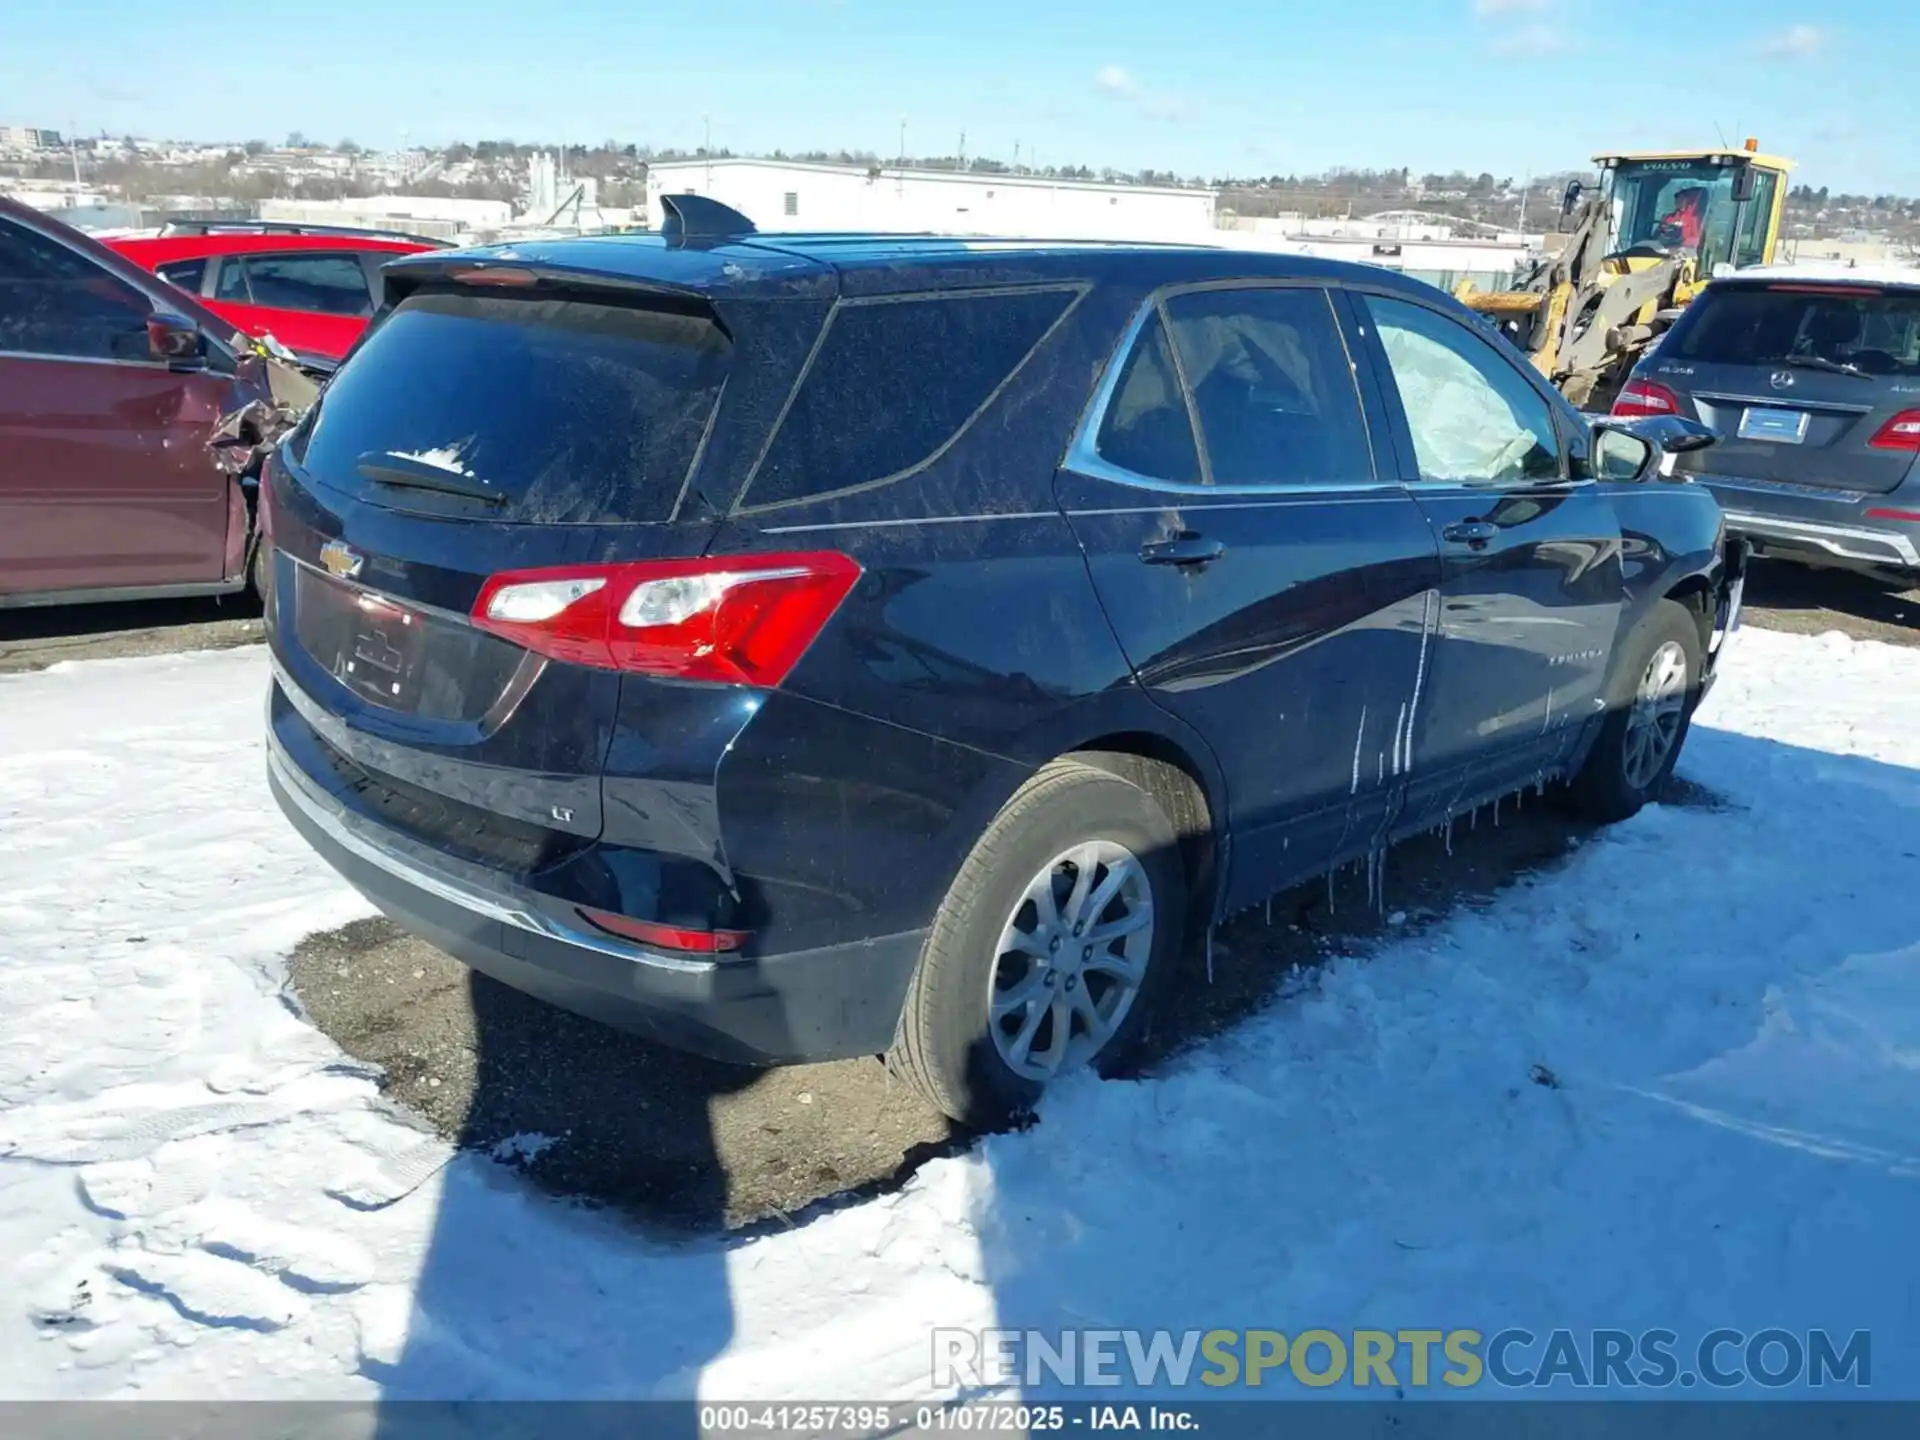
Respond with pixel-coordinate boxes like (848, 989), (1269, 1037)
(1, 629), (1916, 1401)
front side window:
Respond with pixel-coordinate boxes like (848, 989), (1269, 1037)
(0, 218), (153, 360)
(1363, 294), (1561, 484)
(1162, 287), (1370, 486)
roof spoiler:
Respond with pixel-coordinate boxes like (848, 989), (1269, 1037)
(658, 194), (756, 247)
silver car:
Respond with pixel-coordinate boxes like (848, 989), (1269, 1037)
(1618, 264), (1920, 585)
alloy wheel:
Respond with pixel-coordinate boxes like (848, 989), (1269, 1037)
(987, 840), (1154, 1082)
(1622, 639), (1690, 790)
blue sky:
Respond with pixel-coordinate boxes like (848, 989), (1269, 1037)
(5, 0), (1912, 193)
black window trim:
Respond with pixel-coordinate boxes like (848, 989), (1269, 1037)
(1341, 282), (1589, 492)
(1068, 278), (1396, 497)
(730, 281), (1090, 516)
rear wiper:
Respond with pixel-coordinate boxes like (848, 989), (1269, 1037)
(355, 451), (507, 505)
(1783, 354), (1869, 379)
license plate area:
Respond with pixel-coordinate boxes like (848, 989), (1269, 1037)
(1738, 406), (1810, 444)
(293, 565), (433, 711)
(288, 563), (524, 722)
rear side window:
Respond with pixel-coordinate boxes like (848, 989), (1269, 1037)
(291, 289), (730, 523)
(1163, 287), (1370, 486)
(1672, 284), (1920, 377)
(216, 252), (374, 316)
(743, 286), (1078, 508)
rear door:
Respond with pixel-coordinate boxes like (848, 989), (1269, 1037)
(1056, 283), (1441, 907)
(209, 249), (377, 359)
(1350, 289), (1624, 823)
(265, 279), (740, 847)
(1657, 280), (1920, 496)
(0, 214), (233, 598)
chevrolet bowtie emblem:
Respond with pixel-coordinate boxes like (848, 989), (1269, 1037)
(319, 540), (364, 580)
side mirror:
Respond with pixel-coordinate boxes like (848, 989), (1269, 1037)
(1591, 414), (1717, 480)
(1592, 428), (1654, 482)
(147, 312), (205, 368)
(1731, 164), (1758, 204)
(1561, 180), (1584, 217)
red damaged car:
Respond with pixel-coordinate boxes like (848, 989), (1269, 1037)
(109, 224), (441, 370)
(0, 198), (314, 609)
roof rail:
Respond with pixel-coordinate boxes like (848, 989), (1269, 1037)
(657, 194), (756, 247)
(156, 219), (455, 248)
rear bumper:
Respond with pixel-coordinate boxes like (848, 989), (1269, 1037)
(1719, 508), (1920, 572)
(1706, 537), (1749, 679)
(267, 729), (924, 1066)
(1694, 475), (1920, 573)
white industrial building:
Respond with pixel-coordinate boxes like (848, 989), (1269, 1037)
(643, 157), (1531, 290)
(646, 158), (1216, 241)
(257, 194), (515, 241)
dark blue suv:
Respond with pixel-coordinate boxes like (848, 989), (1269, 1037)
(263, 206), (1742, 1125)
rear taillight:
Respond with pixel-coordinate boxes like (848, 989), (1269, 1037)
(1864, 508), (1920, 522)
(1613, 379), (1681, 419)
(471, 551), (861, 685)
(1868, 410), (1920, 453)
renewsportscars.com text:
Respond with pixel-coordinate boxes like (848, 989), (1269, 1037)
(933, 1327), (1871, 1390)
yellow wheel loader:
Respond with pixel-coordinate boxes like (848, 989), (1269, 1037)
(1456, 141), (1793, 409)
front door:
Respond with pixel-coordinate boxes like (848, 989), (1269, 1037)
(1056, 283), (1441, 909)
(1348, 291), (1625, 826)
(0, 215), (232, 599)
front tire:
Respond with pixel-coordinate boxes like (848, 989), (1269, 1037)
(1565, 599), (1702, 823)
(888, 757), (1188, 1128)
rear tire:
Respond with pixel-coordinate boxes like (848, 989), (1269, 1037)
(1564, 599), (1702, 823)
(248, 537), (270, 604)
(888, 757), (1188, 1128)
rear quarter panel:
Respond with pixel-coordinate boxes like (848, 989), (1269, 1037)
(700, 275), (1228, 948)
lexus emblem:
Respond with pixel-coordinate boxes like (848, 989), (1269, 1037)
(319, 540), (364, 580)
(1770, 370), (1796, 390)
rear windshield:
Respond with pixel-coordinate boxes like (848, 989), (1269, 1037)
(290, 288), (730, 523)
(1672, 284), (1920, 377)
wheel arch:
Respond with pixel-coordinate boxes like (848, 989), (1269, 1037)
(1662, 570), (1716, 652)
(1069, 732), (1221, 913)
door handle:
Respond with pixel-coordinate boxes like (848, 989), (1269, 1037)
(1139, 533), (1226, 568)
(1442, 520), (1499, 546)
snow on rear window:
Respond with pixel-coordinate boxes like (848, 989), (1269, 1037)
(292, 289), (730, 523)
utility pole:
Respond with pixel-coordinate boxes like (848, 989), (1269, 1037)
(958, 130), (966, 171)
(703, 114), (712, 191)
